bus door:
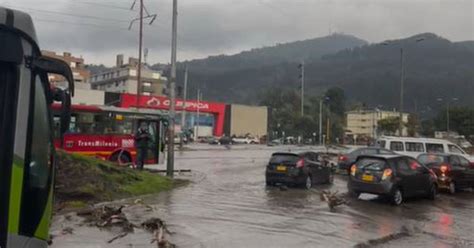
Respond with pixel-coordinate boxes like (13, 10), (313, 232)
(136, 120), (163, 164)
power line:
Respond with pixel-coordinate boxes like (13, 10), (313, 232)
(3, 4), (131, 23)
(33, 18), (129, 31)
(69, 0), (135, 11)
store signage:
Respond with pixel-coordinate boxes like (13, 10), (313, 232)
(146, 97), (210, 110)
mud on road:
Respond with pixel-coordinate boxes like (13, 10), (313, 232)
(51, 145), (474, 248)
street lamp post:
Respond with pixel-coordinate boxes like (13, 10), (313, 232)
(437, 97), (458, 135)
(381, 37), (426, 137)
(319, 97), (330, 145)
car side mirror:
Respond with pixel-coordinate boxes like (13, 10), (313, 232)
(30, 55), (75, 96)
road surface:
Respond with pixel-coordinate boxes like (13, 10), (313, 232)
(51, 145), (474, 247)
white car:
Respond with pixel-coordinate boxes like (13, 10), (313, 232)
(232, 137), (259, 144)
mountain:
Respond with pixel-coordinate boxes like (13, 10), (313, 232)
(173, 33), (368, 74)
(168, 33), (473, 117)
(456, 40), (474, 53)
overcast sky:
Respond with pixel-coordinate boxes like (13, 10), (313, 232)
(3, 0), (473, 65)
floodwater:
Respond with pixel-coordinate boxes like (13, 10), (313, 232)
(51, 145), (474, 248)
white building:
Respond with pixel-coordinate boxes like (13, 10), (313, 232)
(346, 109), (409, 139)
(90, 55), (165, 96)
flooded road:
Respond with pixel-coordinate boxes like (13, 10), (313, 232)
(51, 145), (474, 247)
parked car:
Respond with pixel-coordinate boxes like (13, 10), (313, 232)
(218, 136), (233, 145)
(265, 152), (333, 189)
(348, 154), (437, 205)
(417, 153), (474, 194)
(232, 136), (259, 144)
(376, 136), (474, 162)
(338, 147), (396, 173)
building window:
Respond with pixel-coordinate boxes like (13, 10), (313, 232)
(115, 81), (119, 87)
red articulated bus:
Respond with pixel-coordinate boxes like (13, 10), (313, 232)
(52, 104), (167, 166)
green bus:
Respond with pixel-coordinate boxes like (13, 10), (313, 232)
(0, 7), (74, 248)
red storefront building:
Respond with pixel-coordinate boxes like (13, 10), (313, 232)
(119, 93), (227, 136)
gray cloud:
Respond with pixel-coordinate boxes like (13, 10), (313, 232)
(4, 0), (473, 65)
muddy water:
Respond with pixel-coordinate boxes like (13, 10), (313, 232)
(51, 145), (474, 247)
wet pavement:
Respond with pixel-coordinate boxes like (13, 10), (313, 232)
(51, 145), (474, 248)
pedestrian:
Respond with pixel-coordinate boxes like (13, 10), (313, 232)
(135, 122), (151, 170)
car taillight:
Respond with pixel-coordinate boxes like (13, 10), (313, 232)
(350, 164), (357, 176)
(440, 164), (450, 174)
(339, 155), (348, 162)
(296, 159), (304, 168)
(382, 168), (393, 180)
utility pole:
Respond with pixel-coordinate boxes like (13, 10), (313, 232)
(196, 89), (201, 140)
(129, 0), (156, 109)
(167, 0), (178, 178)
(326, 116), (330, 144)
(319, 99), (323, 145)
(136, 0), (143, 109)
(298, 61), (305, 116)
(398, 48), (404, 137)
(179, 67), (188, 148)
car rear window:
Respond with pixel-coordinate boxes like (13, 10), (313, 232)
(270, 154), (299, 164)
(417, 154), (446, 165)
(356, 158), (388, 171)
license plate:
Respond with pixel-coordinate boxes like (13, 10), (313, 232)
(362, 174), (374, 182)
(276, 165), (287, 172)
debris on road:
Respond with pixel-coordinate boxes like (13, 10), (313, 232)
(142, 218), (175, 248)
(75, 202), (175, 246)
(320, 190), (347, 210)
(61, 227), (74, 235)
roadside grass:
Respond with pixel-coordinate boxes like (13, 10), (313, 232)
(55, 150), (177, 212)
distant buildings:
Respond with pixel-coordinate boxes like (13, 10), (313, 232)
(345, 109), (409, 139)
(42, 50), (91, 89)
(90, 54), (166, 96)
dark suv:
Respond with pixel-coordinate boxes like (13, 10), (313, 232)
(266, 152), (333, 189)
(348, 154), (437, 205)
(417, 153), (474, 194)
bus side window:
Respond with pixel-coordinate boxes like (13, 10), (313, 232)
(20, 74), (53, 235)
(448, 144), (464, 154)
(426, 143), (444, 153)
(390, 141), (404, 152)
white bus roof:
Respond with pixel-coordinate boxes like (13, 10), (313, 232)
(377, 136), (453, 144)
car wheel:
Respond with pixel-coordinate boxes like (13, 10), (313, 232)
(428, 184), (437, 200)
(448, 182), (456, 194)
(305, 175), (312, 190)
(391, 188), (403, 206)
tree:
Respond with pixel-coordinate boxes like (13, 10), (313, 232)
(325, 87), (346, 117)
(420, 119), (435, 137)
(406, 114), (420, 137)
(378, 117), (399, 135)
(435, 107), (474, 137)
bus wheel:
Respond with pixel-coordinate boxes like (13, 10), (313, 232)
(110, 152), (131, 166)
